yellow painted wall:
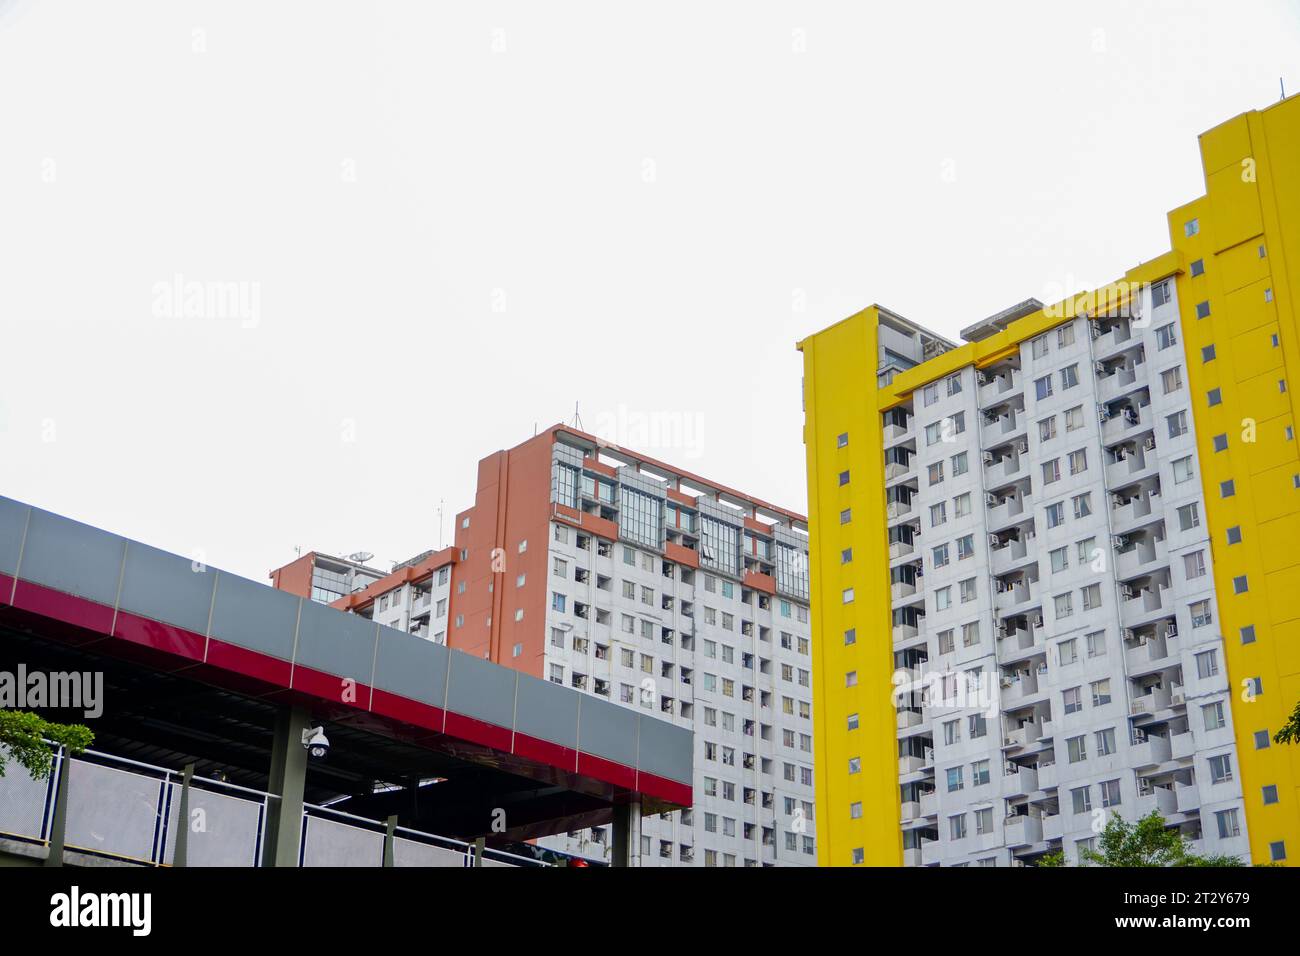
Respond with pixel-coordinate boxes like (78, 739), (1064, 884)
(798, 308), (902, 866)
(1172, 94), (1300, 866)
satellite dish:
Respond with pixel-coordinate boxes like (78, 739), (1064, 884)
(348, 551), (374, 564)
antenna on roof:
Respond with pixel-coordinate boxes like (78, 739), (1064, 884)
(437, 498), (444, 550)
(572, 401), (584, 431)
(1283, 77), (1288, 100)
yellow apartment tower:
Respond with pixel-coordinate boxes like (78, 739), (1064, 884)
(799, 94), (1300, 867)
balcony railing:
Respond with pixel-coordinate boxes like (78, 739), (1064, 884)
(0, 747), (545, 868)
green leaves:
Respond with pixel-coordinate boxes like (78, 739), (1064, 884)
(1273, 699), (1300, 746)
(1046, 811), (1241, 867)
(0, 711), (94, 780)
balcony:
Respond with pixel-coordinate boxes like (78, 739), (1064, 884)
(990, 535), (1033, 575)
(1116, 538), (1167, 579)
(1093, 321), (1135, 359)
(900, 800), (921, 822)
(1004, 764), (1039, 796)
(1000, 672), (1041, 708)
(1171, 731), (1195, 761)
(994, 582), (1037, 616)
(889, 539), (916, 560)
(981, 411), (1023, 447)
(892, 623), (920, 645)
(978, 369), (1022, 406)
(1042, 812), (1063, 841)
(1121, 585), (1171, 628)
(987, 495), (1031, 532)
(1136, 785), (1178, 817)
(1003, 720), (1043, 750)
(920, 791), (938, 817)
(891, 580), (919, 602)
(883, 422), (913, 446)
(985, 452), (1027, 485)
(1004, 815), (1043, 847)
(886, 499), (914, 521)
(1130, 685), (1173, 716)
(897, 709), (924, 731)
(1106, 450), (1156, 489)
(903, 847), (923, 867)
(1130, 734), (1172, 768)
(1098, 362), (1142, 402)
(899, 754), (925, 775)
(1175, 782), (1201, 813)
(1037, 762), (1058, 790)
(1100, 406), (1146, 444)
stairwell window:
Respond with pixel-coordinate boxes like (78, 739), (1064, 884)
(842, 588), (855, 604)
(837, 432), (849, 448)
(1185, 218), (1199, 237)
(1196, 301), (1211, 319)
(1220, 480), (1235, 498)
(1190, 258), (1205, 277)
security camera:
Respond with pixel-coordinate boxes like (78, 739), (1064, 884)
(302, 726), (331, 760)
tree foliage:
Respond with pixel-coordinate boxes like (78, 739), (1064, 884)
(1274, 699), (1300, 746)
(0, 711), (93, 780)
(1037, 811), (1241, 867)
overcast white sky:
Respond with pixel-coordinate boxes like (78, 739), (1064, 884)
(1, 1), (1297, 583)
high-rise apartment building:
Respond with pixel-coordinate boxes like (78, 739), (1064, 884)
(799, 94), (1300, 867)
(272, 425), (816, 866)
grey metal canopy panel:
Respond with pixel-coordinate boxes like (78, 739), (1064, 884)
(0, 494), (693, 801)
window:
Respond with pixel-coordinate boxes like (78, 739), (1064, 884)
(1055, 593), (1073, 619)
(954, 493), (971, 518)
(1058, 323), (1076, 348)
(844, 628), (857, 645)
(1072, 493), (1092, 519)
(946, 766), (963, 792)
(1071, 786), (1091, 815)
(1058, 638), (1078, 666)
(1191, 600), (1213, 628)
(1067, 735), (1087, 763)
(1213, 433), (1228, 452)
(837, 433), (849, 448)
(1161, 367), (1183, 394)
(1263, 785), (1279, 805)
(1065, 406), (1083, 431)
(845, 671), (858, 688)
(1195, 649), (1219, 680)
(1100, 779), (1121, 808)
(1081, 583), (1101, 611)
(1086, 631), (1106, 658)
(1156, 324), (1177, 349)
(1173, 457), (1194, 484)
(1063, 686), (1082, 715)
(960, 577), (977, 602)
(937, 629), (955, 654)
(952, 452), (969, 476)
(961, 621), (980, 647)
(1184, 550), (1206, 580)
(935, 586), (951, 610)
(1046, 502), (1065, 528)
(1203, 701), (1225, 731)
(928, 462), (944, 485)
(1254, 730), (1271, 750)
(1096, 728), (1117, 756)
(1214, 809), (1241, 840)
(1190, 258), (1205, 277)
(943, 719), (961, 746)
(1233, 575), (1248, 594)
(1240, 625), (1255, 644)
(1050, 547), (1069, 573)
(932, 544), (950, 568)
(949, 814), (967, 840)
(946, 373), (962, 396)
(1090, 679), (1110, 706)
(1195, 300), (1211, 319)
(1032, 335), (1050, 359)
(1202, 344), (1216, 363)
(1167, 411), (1188, 438)
(930, 503), (947, 527)
(850, 802), (863, 819)
(1042, 459), (1061, 484)
(923, 382), (939, 406)
(975, 806), (993, 834)
(1226, 526), (1242, 545)
(1207, 387), (1222, 406)
(1209, 753), (1233, 784)
(1220, 480), (1235, 498)
(1035, 375), (1053, 400)
(1069, 449), (1087, 475)
(1270, 842), (1287, 863)
(956, 535), (974, 560)
(972, 759), (990, 787)
(1039, 417), (1057, 442)
(1178, 503), (1200, 531)
(840, 508), (852, 525)
(1185, 218), (1199, 237)
(1152, 280), (1171, 306)
(846, 713), (859, 731)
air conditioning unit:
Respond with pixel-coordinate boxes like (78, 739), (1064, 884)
(1112, 534), (1129, 550)
(1094, 361), (1106, 375)
(1144, 436), (1157, 451)
(977, 372), (988, 385)
(1122, 628), (1135, 641)
(988, 534), (1001, 547)
(1017, 440), (1029, 453)
(982, 452), (995, 465)
(1031, 615), (1043, 628)
(1120, 585), (1134, 599)
(1099, 407), (1112, 423)
(1166, 622), (1178, 638)
(1000, 675), (1014, 689)
(986, 493), (999, 507)
(1171, 691), (1186, 706)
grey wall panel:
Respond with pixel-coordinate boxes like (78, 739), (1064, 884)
(294, 599), (378, 683)
(636, 714), (693, 784)
(393, 837), (467, 867)
(301, 816), (384, 867)
(514, 672), (579, 749)
(371, 627), (449, 706)
(18, 509), (124, 606)
(577, 695), (639, 766)
(117, 542), (216, 635)
(445, 651), (516, 728)
(209, 572), (300, 660)
(0, 497), (29, 577)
